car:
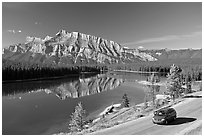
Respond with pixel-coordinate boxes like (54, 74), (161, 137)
(152, 107), (177, 124)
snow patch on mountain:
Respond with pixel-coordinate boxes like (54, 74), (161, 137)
(156, 52), (162, 56)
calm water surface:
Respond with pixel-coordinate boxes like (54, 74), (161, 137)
(2, 72), (166, 135)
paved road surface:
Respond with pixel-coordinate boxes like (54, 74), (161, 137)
(92, 93), (202, 135)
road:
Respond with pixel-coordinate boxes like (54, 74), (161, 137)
(92, 92), (202, 135)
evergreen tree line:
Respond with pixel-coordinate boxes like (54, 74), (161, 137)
(2, 59), (108, 81)
(138, 64), (202, 81)
(110, 59), (202, 81)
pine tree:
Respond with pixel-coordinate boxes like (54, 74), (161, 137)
(147, 73), (160, 84)
(146, 73), (160, 107)
(69, 102), (86, 133)
(166, 64), (182, 100)
(185, 73), (192, 94)
(122, 93), (130, 107)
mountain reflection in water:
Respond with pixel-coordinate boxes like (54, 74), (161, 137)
(3, 73), (124, 100)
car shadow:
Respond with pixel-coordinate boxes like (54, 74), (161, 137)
(183, 95), (202, 98)
(167, 117), (197, 125)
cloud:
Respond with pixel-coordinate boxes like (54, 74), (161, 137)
(122, 31), (202, 46)
(136, 35), (180, 44)
(181, 31), (201, 38)
(7, 29), (22, 34)
(35, 22), (42, 25)
(7, 29), (16, 34)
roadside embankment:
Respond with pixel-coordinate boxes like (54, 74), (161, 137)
(80, 91), (202, 135)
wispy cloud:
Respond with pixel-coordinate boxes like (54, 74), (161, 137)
(7, 29), (16, 34)
(181, 31), (201, 38)
(122, 31), (202, 46)
(35, 22), (42, 25)
(7, 29), (22, 34)
(136, 35), (180, 44)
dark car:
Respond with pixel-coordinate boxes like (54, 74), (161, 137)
(152, 107), (177, 124)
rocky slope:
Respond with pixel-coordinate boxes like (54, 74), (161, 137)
(2, 30), (157, 65)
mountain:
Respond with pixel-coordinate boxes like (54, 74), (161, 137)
(140, 48), (202, 60)
(2, 30), (157, 66)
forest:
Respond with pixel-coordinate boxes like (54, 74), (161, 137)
(2, 58), (201, 82)
(109, 58), (202, 82)
(2, 59), (108, 82)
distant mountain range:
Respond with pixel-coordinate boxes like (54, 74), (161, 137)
(140, 48), (201, 60)
(2, 30), (201, 66)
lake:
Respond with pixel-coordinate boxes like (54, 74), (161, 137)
(2, 72), (166, 135)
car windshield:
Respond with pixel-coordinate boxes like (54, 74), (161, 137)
(155, 111), (165, 116)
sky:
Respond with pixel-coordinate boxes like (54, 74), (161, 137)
(2, 2), (202, 49)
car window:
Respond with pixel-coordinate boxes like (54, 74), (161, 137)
(168, 109), (174, 113)
(155, 111), (165, 116)
(168, 110), (172, 113)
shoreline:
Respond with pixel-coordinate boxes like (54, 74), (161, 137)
(113, 70), (159, 74)
(2, 72), (99, 84)
(3, 69), (165, 84)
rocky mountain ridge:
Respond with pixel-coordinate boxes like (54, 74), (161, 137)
(2, 30), (157, 65)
